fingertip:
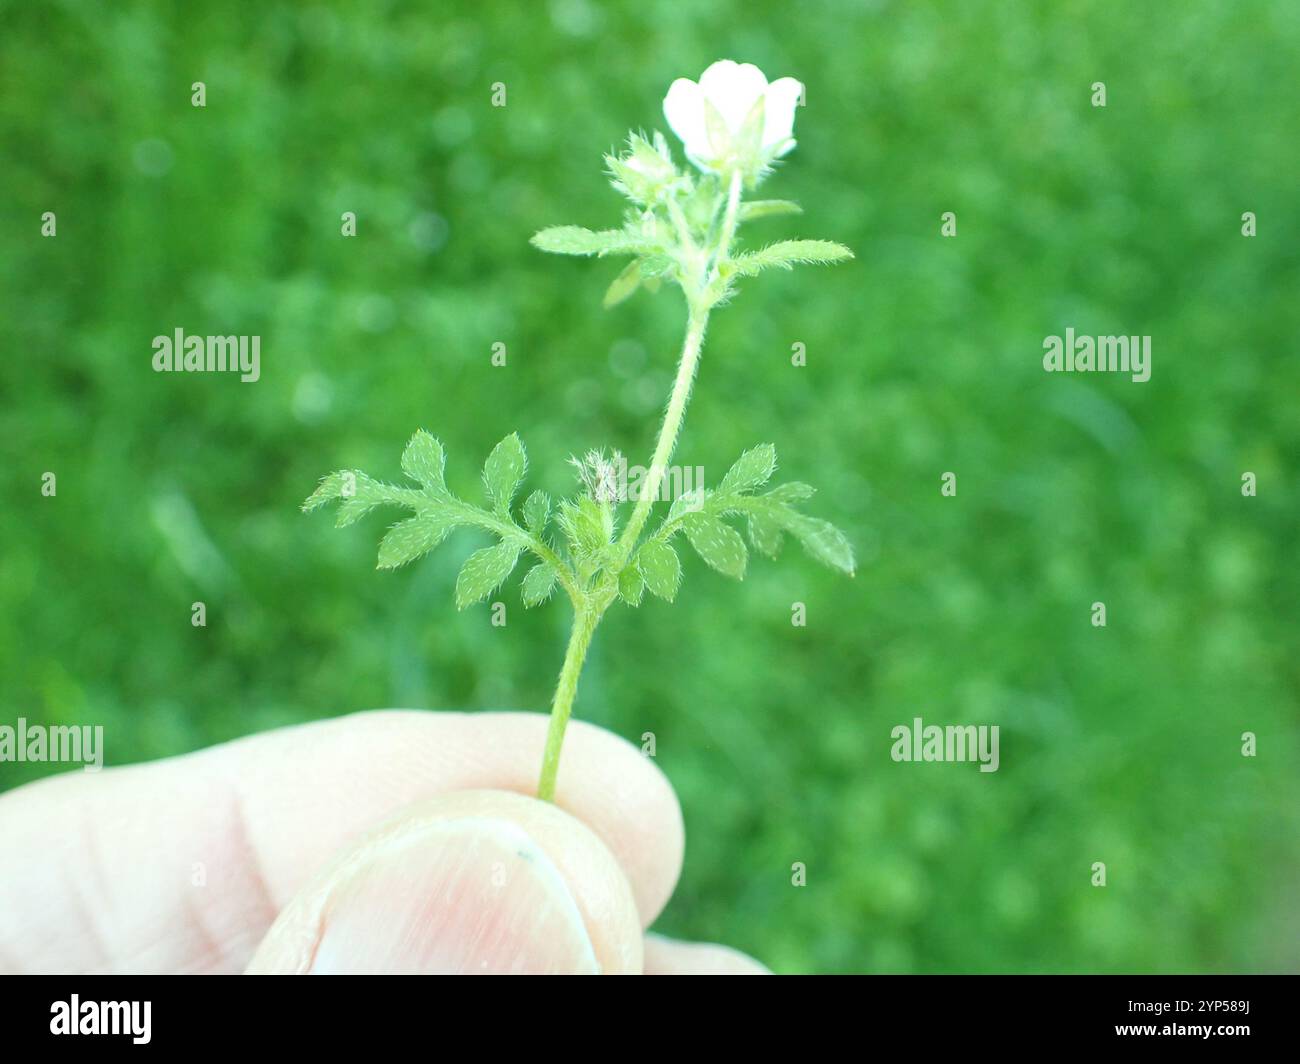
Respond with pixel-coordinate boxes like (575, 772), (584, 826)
(544, 717), (685, 926)
(248, 790), (643, 975)
(347, 710), (686, 926)
(643, 933), (772, 975)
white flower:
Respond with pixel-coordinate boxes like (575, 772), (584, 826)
(663, 60), (803, 174)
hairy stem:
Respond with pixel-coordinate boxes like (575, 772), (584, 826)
(714, 169), (744, 269)
(537, 304), (709, 799)
(537, 602), (603, 801)
(537, 169), (746, 800)
(616, 170), (741, 563)
(615, 306), (709, 562)
(535, 304), (709, 801)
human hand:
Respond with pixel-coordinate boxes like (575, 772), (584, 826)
(0, 711), (767, 974)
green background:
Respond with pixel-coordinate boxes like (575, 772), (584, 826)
(3, 0), (1297, 973)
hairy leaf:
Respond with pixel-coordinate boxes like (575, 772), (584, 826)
(747, 512), (784, 558)
(766, 481), (816, 504)
(606, 133), (679, 205)
(520, 562), (557, 607)
(302, 471), (348, 512)
(557, 496), (610, 559)
(637, 539), (681, 602)
(523, 490), (551, 535)
(730, 240), (854, 278)
(617, 562), (645, 606)
(483, 433), (526, 512)
(638, 254), (675, 279)
(301, 470), (423, 528)
(377, 513), (458, 569)
(777, 512), (856, 575)
(738, 200), (803, 222)
(531, 226), (650, 257)
(718, 443), (777, 496)
(603, 260), (643, 308)
(455, 541), (522, 609)
(400, 430), (447, 493)
(334, 495), (381, 528)
(667, 487), (706, 523)
(683, 512), (748, 579)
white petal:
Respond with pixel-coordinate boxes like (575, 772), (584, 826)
(697, 59), (742, 95)
(762, 77), (803, 150)
(698, 60), (768, 132)
(663, 78), (709, 158)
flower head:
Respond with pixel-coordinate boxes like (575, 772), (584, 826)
(569, 449), (624, 504)
(663, 60), (803, 177)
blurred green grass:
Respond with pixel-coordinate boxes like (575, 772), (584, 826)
(2, 0), (1298, 972)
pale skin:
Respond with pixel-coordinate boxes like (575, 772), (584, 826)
(0, 710), (766, 974)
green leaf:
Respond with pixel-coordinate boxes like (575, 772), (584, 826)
(778, 513), (856, 575)
(520, 562), (557, 607)
(455, 541), (522, 608)
(738, 200), (803, 222)
(530, 226), (650, 257)
(483, 433), (526, 512)
(556, 496), (610, 558)
(637, 540), (681, 602)
(606, 158), (656, 206)
(719, 444), (777, 496)
(683, 512), (748, 579)
(766, 481), (816, 504)
(667, 487), (706, 523)
(638, 254), (675, 279)
(400, 431), (447, 493)
(302, 470), (422, 528)
(606, 133), (680, 205)
(618, 562), (645, 606)
(730, 240), (854, 278)
(603, 260), (642, 308)
(335, 495), (380, 527)
(725, 485), (854, 574)
(377, 513), (458, 569)
(682, 176), (720, 231)
(523, 490), (551, 535)
(747, 512), (784, 558)
(303, 471), (347, 512)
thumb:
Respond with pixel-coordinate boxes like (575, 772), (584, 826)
(246, 789), (644, 974)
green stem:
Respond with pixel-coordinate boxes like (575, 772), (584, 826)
(536, 168), (746, 800)
(614, 171), (741, 563)
(615, 306), (710, 562)
(535, 302), (708, 801)
(665, 195), (697, 256)
(537, 603), (603, 801)
(714, 169), (744, 270)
